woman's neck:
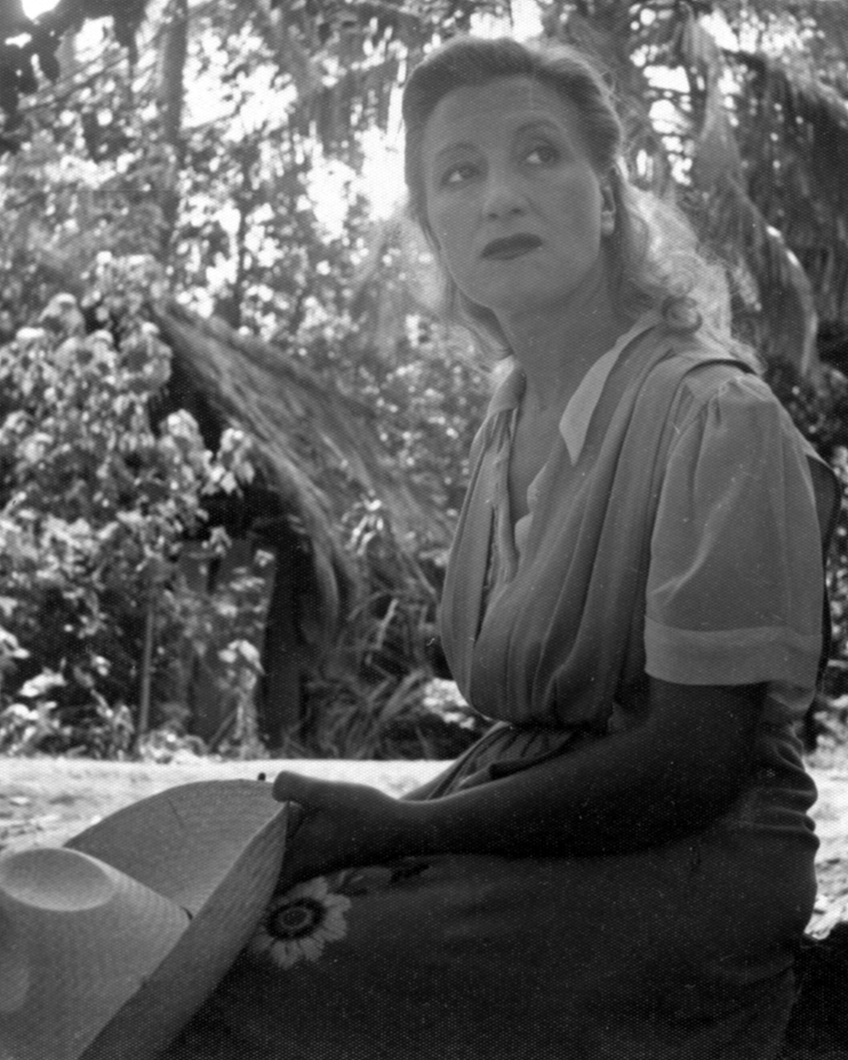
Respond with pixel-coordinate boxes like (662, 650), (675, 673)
(499, 278), (632, 415)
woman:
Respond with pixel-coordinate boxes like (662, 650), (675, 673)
(178, 35), (835, 1059)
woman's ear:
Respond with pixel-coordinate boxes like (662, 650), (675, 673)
(600, 179), (616, 236)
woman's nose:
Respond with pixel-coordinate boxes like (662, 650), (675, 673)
(482, 169), (527, 218)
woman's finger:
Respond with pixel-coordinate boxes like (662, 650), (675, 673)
(272, 770), (324, 805)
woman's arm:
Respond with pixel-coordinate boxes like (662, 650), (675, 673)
(415, 679), (763, 857)
(272, 678), (762, 888)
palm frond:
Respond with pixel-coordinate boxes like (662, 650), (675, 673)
(690, 174), (818, 368)
(729, 49), (848, 323)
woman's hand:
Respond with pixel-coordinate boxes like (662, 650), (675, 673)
(272, 772), (430, 891)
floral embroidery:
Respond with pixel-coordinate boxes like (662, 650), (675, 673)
(249, 876), (351, 969)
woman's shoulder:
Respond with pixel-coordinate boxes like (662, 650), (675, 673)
(641, 328), (784, 436)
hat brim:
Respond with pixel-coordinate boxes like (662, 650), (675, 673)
(68, 780), (288, 1060)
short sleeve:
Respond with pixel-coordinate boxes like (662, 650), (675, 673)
(644, 373), (824, 701)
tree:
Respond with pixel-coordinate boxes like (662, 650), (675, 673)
(3, 1), (846, 368)
(1, 0), (847, 758)
(525, 1), (848, 370)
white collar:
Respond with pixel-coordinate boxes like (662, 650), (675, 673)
(558, 314), (660, 464)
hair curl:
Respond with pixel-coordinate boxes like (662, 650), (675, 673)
(402, 35), (756, 367)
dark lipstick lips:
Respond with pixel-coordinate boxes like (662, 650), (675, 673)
(481, 234), (543, 260)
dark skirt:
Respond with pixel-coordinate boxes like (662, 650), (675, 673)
(169, 728), (817, 1060)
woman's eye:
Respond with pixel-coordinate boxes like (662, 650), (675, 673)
(442, 163), (477, 186)
(525, 144), (557, 165)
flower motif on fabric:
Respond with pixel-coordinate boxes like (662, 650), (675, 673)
(249, 876), (352, 969)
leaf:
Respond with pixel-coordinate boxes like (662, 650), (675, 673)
(18, 669), (65, 699)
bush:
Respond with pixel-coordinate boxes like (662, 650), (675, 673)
(0, 256), (486, 761)
(0, 256), (262, 757)
(287, 497), (485, 759)
(766, 359), (848, 747)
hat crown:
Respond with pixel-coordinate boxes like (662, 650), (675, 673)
(0, 780), (287, 1060)
(1, 847), (129, 911)
(0, 847), (188, 1060)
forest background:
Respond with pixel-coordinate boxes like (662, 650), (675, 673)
(1, 0), (848, 762)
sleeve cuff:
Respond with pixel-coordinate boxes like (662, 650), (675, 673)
(644, 616), (822, 688)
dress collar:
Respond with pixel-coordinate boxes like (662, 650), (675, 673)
(559, 313), (660, 464)
(484, 312), (661, 465)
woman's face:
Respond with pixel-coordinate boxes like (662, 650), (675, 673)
(421, 76), (615, 321)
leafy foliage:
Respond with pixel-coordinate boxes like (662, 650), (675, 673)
(290, 495), (486, 760)
(0, 0), (847, 759)
(0, 256), (265, 756)
(0, 0), (151, 152)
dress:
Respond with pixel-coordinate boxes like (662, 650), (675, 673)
(171, 318), (829, 1060)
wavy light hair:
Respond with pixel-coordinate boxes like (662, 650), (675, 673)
(402, 35), (757, 367)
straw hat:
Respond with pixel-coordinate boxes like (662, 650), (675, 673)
(0, 779), (289, 1060)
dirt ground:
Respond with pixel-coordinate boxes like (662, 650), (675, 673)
(2, 752), (847, 936)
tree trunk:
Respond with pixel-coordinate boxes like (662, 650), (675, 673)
(156, 0), (188, 262)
